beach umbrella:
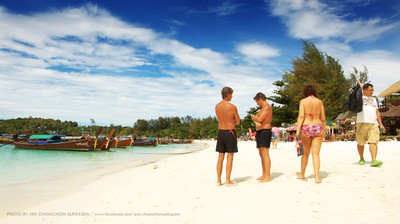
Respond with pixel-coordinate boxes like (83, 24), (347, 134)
(326, 120), (336, 126)
(378, 80), (400, 97)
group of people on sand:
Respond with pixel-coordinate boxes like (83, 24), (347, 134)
(215, 84), (385, 186)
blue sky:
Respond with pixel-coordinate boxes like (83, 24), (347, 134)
(1, 0), (399, 126)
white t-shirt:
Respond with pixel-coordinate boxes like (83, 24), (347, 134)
(356, 96), (378, 124)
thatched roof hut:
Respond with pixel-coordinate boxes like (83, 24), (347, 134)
(378, 80), (400, 97)
(381, 107), (400, 117)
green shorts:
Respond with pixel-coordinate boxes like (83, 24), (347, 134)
(356, 123), (380, 145)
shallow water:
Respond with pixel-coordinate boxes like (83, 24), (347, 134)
(0, 141), (208, 187)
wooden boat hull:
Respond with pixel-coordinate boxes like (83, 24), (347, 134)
(14, 138), (93, 151)
(0, 139), (13, 144)
(116, 138), (133, 148)
(170, 139), (194, 144)
(131, 141), (157, 147)
(159, 139), (170, 144)
(12, 128), (116, 151)
(108, 138), (133, 148)
(90, 138), (112, 150)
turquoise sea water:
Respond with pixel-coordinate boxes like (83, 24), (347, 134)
(0, 142), (207, 187)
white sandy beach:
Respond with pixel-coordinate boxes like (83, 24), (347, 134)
(1, 140), (400, 224)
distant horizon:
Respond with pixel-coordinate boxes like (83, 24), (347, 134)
(1, 0), (399, 126)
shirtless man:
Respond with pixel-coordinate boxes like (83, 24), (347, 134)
(215, 87), (240, 187)
(251, 92), (273, 182)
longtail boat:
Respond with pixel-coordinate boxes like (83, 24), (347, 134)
(131, 140), (157, 147)
(109, 137), (134, 148)
(108, 130), (137, 148)
(116, 130), (136, 148)
(132, 136), (157, 147)
(13, 134), (93, 151)
(0, 137), (13, 144)
(170, 139), (194, 144)
(108, 130), (132, 148)
(13, 128), (116, 151)
(92, 128), (115, 150)
(158, 137), (171, 144)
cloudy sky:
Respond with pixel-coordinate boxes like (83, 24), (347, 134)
(1, 0), (399, 126)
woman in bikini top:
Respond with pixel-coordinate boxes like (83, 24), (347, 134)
(297, 93), (326, 138)
(295, 85), (326, 184)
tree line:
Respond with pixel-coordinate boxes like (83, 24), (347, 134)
(0, 116), (219, 139)
(1, 40), (376, 139)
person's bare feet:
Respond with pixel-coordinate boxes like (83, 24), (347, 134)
(315, 176), (321, 184)
(225, 181), (237, 187)
(295, 172), (305, 179)
(217, 182), (222, 186)
(258, 178), (271, 183)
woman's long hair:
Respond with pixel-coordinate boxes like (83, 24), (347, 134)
(303, 85), (318, 98)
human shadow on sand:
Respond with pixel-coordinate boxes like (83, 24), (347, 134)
(233, 172), (284, 183)
(304, 171), (330, 182)
(233, 176), (253, 183)
(271, 172), (284, 179)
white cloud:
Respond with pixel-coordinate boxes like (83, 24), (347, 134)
(209, 1), (242, 16)
(187, 1), (243, 17)
(269, 0), (400, 42)
(0, 4), (276, 125)
(316, 40), (352, 55)
(340, 51), (400, 95)
(268, 0), (400, 95)
(236, 42), (281, 60)
(312, 40), (400, 97)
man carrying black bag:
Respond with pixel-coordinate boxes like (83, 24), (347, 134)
(348, 82), (363, 113)
(355, 82), (385, 167)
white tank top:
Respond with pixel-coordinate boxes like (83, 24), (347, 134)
(356, 96), (378, 124)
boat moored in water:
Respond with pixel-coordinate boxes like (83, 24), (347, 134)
(13, 128), (116, 151)
(13, 134), (94, 151)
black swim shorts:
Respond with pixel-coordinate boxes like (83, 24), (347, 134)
(216, 130), (238, 153)
(256, 129), (272, 148)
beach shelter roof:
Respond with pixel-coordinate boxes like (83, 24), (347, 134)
(381, 107), (400, 117)
(378, 80), (400, 97)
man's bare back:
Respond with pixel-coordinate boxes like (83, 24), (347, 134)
(215, 87), (240, 187)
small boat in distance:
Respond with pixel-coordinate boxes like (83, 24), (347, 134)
(0, 134), (14, 144)
(170, 139), (194, 144)
(131, 140), (157, 147)
(132, 137), (157, 147)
